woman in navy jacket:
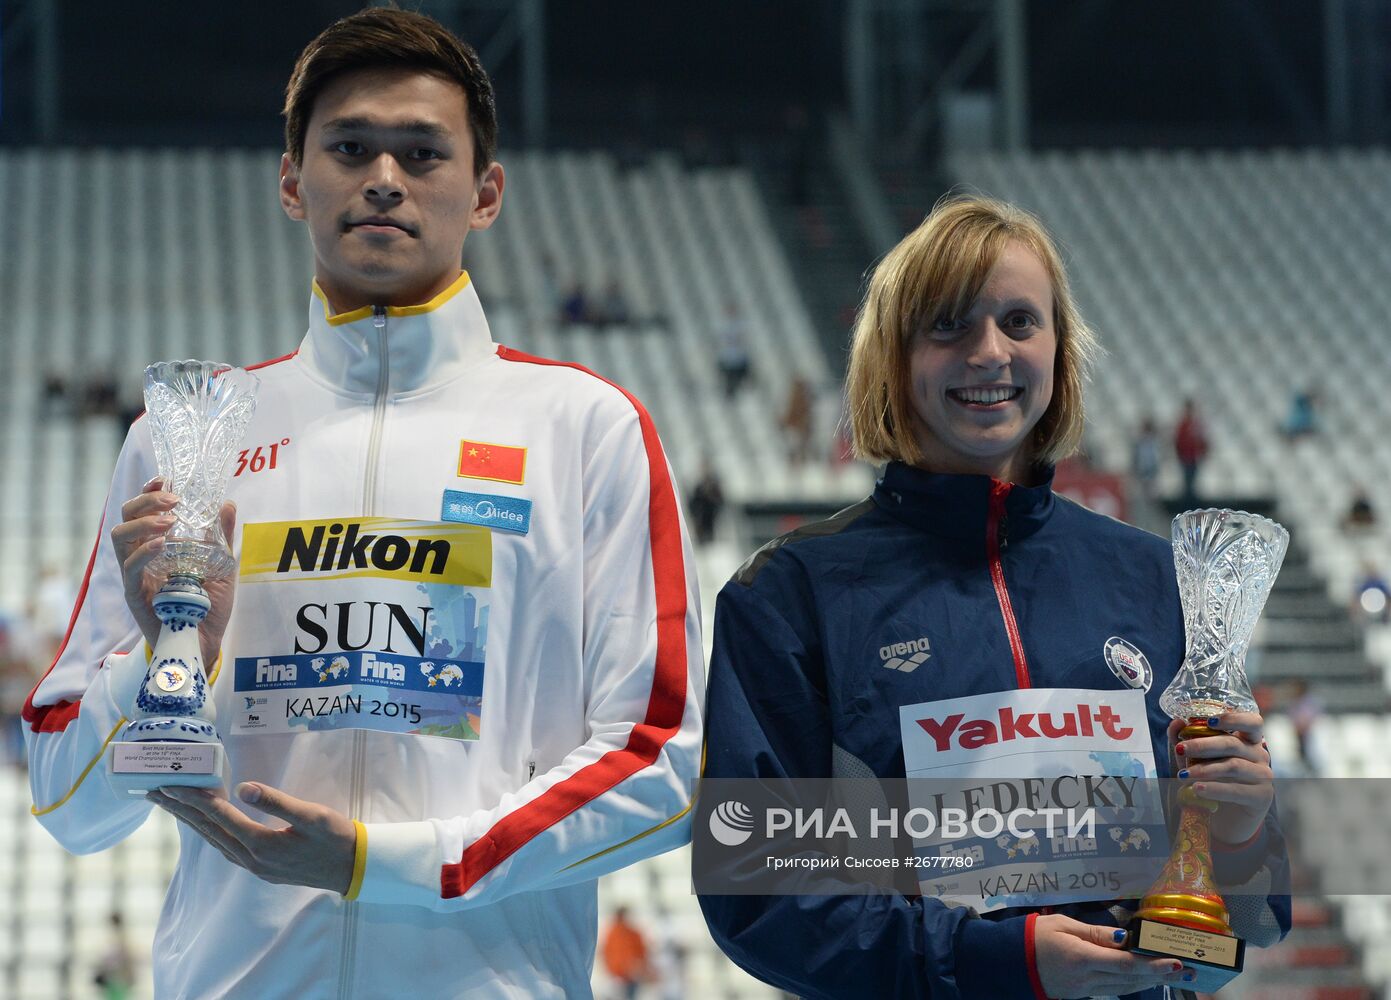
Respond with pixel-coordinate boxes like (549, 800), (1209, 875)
(698, 197), (1289, 1000)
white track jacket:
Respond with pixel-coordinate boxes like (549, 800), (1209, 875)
(24, 272), (704, 999)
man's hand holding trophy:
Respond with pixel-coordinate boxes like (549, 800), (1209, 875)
(106, 360), (259, 794)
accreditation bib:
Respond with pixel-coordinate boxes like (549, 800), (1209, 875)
(898, 688), (1166, 912)
(229, 516), (491, 742)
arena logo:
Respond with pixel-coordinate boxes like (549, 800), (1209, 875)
(879, 636), (931, 672)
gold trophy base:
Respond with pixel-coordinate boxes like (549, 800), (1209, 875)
(1126, 914), (1244, 992)
(1125, 716), (1245, 992)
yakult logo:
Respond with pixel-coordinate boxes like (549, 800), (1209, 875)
(916, 704), (1134, 753)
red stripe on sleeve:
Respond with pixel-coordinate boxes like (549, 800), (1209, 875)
(1024, 912), (1047, 1000)
(438, 346), (689, 899)
(22, 517), (105, 733)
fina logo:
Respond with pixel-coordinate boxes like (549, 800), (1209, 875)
(708, 801), (756, 846)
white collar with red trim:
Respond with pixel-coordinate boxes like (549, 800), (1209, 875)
(297, 271), (495, 396)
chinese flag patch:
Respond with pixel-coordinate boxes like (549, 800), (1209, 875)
(457, 440), (527, 485)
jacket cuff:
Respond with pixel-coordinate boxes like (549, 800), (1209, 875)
(955, 914), (1044, 999)
(354, 820), (445, 907)
(1212, 823), (1270, 885)
(343, 820), (367, 900)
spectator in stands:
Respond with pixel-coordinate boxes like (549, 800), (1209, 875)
(0, 606), (34, 767)
(780, 376), (815, 465)
(593, 278), (631, 329)
(30, 566), (76, 665)
(716, 302), (751, 397)
(538, 252), (561, 318)
(117, 384), (144, 435)
(1281, 387), (1320, 440)
(653, 932), (688, 1000)
(1173, 397), (1208, 508)
(1285, 679), (1323, 776)
(688, 460), (725, 545)
(82, 371), (121, 418)
(601, 906), (650, 1000)
(1130, 416), (1161, 504)
(559, 281), (589, 326)
(1352, 561), (1390, 623)
(1342, 485), (1376, 531)
(702, 196), (1289, 999)
(93, 910), (136, 1000)
(40, 371), (70, 419)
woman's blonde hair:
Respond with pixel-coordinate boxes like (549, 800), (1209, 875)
(846, 194), (1097, 469)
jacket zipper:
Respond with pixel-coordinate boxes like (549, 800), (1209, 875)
(361, 306), (390, 515)
(987, 480), (1032, 689)
(338, 305), (390, 1000)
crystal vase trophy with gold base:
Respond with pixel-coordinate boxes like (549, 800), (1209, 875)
(1126, 508), (1288, 991)
(107, 361), (259, 795)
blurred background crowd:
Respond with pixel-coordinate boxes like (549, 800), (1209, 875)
(6, 1), (1391, 997)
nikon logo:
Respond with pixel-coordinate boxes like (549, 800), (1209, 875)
(277, 522), (450, 576)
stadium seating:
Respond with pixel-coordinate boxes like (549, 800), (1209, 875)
(0, 148), (871, 614)
(8, 143), (1391, 998)
(949, 148), (1391, 608)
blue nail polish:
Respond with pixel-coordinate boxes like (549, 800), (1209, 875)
(1183, 972), (1196, 982)
(1208, 716), (1222, 727)
(1178, 769), (1190, 779)
(1112, 928), (1126, 943)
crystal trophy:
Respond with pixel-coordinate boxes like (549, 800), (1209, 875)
(1126, 508), (1288, 991)
(107, 361), (259, 794)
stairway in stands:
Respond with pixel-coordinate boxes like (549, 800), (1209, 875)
(1238, 899), (1375, 1000)
(875, 151), (952, 239)
(753, 139), (875, 376)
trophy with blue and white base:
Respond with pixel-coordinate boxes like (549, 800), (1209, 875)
(107, 360), (258, 795)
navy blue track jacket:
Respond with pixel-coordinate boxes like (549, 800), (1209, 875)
(699, 462), (1291, 1000)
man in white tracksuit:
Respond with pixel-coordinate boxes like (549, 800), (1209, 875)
(23, 9), (703, 997)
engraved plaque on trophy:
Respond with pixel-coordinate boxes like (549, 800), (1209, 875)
(107, 361), (259, 794)
(1126, 508), (1288, 991)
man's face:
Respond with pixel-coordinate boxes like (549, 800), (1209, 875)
(280, 66), (503, 312)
